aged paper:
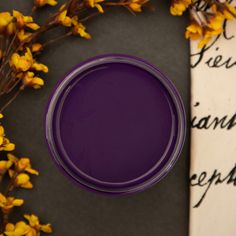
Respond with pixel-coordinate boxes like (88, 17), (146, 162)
(189, 17), (236, 236)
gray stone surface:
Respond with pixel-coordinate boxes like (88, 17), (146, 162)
(0, 1), (190, 235)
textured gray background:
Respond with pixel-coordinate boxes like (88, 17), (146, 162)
(0, 1), (190, 235)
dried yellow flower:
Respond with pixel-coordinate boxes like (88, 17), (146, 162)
(170, 0), (191, 16)
(0, 193), (24, 213)
(5, 221), (30, 236)
(185, 22), (203, 40)
(128, 0), (147, 12)
(0, 12), (13, 34)
(13, 10), (40, 30)
(72, 17), (91, 39)
(22, 72), (44, 89)
(11, 48), (48, 73)
(31, 43), (43, 53)
(11, 51), (32, 72)
(0, 160), (12, 175)
(7, 153), (39, 175)
(6, 21), (16, 35)
(31, 63), (48, 73)
(0, 126), (15, 152)
(57, 10), (72, 27)
(24, 214), (52, 234)
(9, 171), (33, 189)
(17, 30), (32, 42)
(86, 0), (104, 13)
(34, 0), (58, 7)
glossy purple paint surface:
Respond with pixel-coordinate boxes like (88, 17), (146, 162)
(45, 55), (186, 194)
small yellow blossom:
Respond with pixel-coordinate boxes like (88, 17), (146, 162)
(13, 10), (40, 30)
(72, 17), (91, 39)
(0, 114), (3, 119)
(7, 153), (39, 175)
(0, 138), (15, 151)
(11, 51), (32, 72)
(56, 10), (72, 27)
(24, 214), (52, 234)
(31, 43), (43, 53)
(86, 0), (104, 13)
(0, 193), (24, 213)
(17, 30), (32, 42)
(9, 171), (33, 189)
(34, 0), (58, 7)
(0, 126), (15, 152)
(5, 222), (30, 236)
(11, 48), (48, 73)
(185, 22), (203, 40)
(31, 63), (48, 73)
(0, 12), (13, 33)
(22, 72), (44, 89)
(0, 160), (12, 175)
(128, 0), (148, 12)
(198, 28), (222, 48)
(170, 0), (191, 16)
(6, 21), (16, 35)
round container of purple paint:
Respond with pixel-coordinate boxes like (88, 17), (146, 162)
(45, 54), (186, 195)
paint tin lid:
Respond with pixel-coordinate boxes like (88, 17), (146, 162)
(45, 54), (186, 195)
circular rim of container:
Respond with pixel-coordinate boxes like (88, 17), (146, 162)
(44, 54), (186, 195)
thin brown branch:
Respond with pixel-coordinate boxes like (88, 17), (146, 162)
(42, 31), (73, 48)
(0, 88), (23, 113)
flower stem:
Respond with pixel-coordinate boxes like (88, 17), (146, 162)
(0, 88), (23, 113)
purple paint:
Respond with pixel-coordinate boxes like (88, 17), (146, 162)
(45, 54), (186, 195)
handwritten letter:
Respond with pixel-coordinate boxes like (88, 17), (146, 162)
(189, 18), (236, 236)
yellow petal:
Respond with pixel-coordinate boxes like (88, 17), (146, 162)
(0, 193), (6, 203)
(8, 169), (14, 178)
(5, 223), (15, 231)
(26, 167), (39, 175)
(21, 181), (33, 189)
(16, 173), (30, 185)
(40, 224), (53, 233)
(7, 153), (18, 163)
(129, 3), (142, 12)
(26, 23), (40, 30)
(4, 143), (15, 151)
(32, 63), (48, 73)
(95, 4), (104, 13)
(12, 199), (24, 206)
(31, 43), (43, 52)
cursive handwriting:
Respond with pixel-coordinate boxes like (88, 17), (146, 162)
(191, 102), (236, 130)
(191, 21), (235, 68)
(190, 163), (236, 208)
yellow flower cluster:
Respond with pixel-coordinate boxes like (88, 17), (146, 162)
(56, 5), (91, 39)
(0, 115), (15, 153)
(8, 153), (39, 189)
(170, 0), (236, 48)
(5, 214), (52, 236)
(0, 11), (39, 39)
(0, 114), (51, 235)
(10, 48), (47, 89)
(186, 3), (236, 48)
(0, 9), (47, 91)
(170, 0), (191, 16)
